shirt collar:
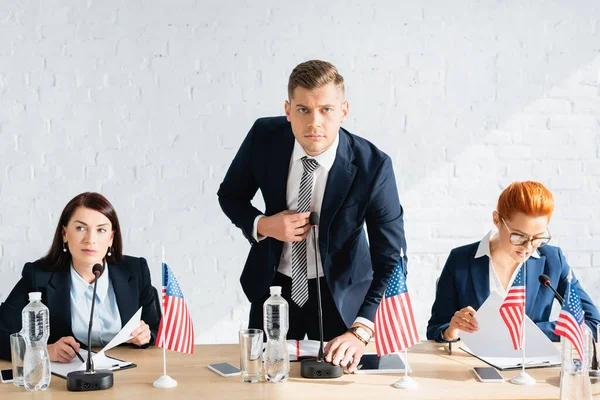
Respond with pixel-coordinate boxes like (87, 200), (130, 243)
(70, 263), (110, 302)
(292, 131), (339, 172)
(475, 230), (540, 259)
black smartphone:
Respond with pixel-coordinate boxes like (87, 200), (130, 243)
(207, 362), (241, 377)
(473, 367), (503, 382)
(0, 369), (14, 383)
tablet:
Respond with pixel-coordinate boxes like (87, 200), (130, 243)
(354, 353), (407, 374)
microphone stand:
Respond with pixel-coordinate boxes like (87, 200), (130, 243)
(300, 215), (343, 379)
(67, 264), (114, 391)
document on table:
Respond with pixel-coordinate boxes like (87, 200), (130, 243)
(51, 349), (135, 378)
(459, 292), (561, 370)
(50, 307), (142, 378)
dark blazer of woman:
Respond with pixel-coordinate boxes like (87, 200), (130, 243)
(0, 256), (160, 360)
(427, 243), (600, 342)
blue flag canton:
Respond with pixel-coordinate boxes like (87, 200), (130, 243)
(512, 266), (525, 287)
(564, 284), (584, 325)
(163, 263), (185, 299)
(385, 260), (408, 299)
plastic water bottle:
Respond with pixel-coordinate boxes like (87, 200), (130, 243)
(263, 286), (289, 382)
(22, 292), (51, 392)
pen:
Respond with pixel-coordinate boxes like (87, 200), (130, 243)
(69, 344), (85, 363)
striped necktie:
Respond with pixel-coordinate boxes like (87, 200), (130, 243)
(291, 156), (319, 307)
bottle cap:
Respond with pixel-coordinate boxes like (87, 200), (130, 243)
(269, 286), (282, 296)
(28, 292), (42, 301)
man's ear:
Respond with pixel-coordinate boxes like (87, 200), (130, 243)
(340, 100), (349, 123)
(284, 100), (291, 122)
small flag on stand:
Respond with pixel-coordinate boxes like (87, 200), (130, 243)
(554, 274), (585, 360)
(499, 266), (526, 350)
(155, 263), (195, 354)
(374, 258), (420, 357)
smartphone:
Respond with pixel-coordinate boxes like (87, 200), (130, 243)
(207, 362), (241, 377)
(0, 369), (13, 383)
(473, 367), (503, 383)
(355, 353), (407, 374)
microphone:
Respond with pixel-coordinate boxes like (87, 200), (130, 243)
(300, 212), (343, 379)
(67, 263), (114, 391)
(538, 274), (564, 304)
(538, 274), (599, 375)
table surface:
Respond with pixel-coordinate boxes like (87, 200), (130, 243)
(1, 341), (599, 399)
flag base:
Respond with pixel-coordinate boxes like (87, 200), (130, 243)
(510, 371), (536, 385)
(393, 376), (418, 389)
(153, 375), (177, 388)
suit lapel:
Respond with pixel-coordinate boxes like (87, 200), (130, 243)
(319, 130), (357, 264)
(469, 250), (490, 309)
(46, 269), (72, 337)
(109, 265), (136, 328)
(524, 255), (545, 316)
(267, 124), (295, 212)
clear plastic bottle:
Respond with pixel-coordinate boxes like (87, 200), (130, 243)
(22, 292), (51, 392)
(263, 286), (289, 382)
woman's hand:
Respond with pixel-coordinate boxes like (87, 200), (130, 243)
(443, 306), (478, 340)
(47, 336), (81, 363)
(126, 320), (151, 346)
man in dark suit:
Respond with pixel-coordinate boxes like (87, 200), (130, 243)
(218, 60), (407, 372)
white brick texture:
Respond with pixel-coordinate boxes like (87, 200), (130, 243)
(1, 1), (600, 344)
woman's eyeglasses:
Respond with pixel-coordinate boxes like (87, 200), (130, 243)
(501, 217), (551, 248)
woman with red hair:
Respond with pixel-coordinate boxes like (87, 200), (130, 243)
(427, 181), (600, 342)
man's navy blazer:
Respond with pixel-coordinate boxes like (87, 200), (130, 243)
(427, 242), (600, 342)
(218, 116), (407, 327)
(0, 256), (160, 360)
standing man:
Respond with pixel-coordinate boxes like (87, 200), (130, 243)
(217, 60), (407, 372)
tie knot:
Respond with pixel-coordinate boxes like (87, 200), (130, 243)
(301, 156), (319, 173)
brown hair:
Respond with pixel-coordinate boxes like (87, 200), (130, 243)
(288, 60), (345, 99)
(39, 192), (124, 270)
(497, 181), (554, 221)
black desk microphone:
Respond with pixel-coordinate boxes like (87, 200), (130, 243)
(538, 274), (599, 375)
(300, 212), (343, 379)
(67, 263), (114, 391)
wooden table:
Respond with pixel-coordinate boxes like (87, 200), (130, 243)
(1, 341), (599, 399)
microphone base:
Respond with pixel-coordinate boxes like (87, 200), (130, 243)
(67, 369), (114, 391)
(300, 358), (343, 379)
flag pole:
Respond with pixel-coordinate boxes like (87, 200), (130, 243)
(393, 249), (418, 390)
(162, 246), (167, 377)
(153, 245), (178, 388)
(510, 254), (535, 385)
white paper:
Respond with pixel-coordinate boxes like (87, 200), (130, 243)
(51, 349), (133, 378)
(50, 307), (141, 377)
(459, 292), (561, 368)
(98, 307), (143, 355)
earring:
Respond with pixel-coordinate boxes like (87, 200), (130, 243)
(63, 242), (67, 253)
(107, 246), (112, 257)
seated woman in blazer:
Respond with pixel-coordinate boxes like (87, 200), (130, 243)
(0, 192), (160, 362)
(427, 181), (600, 342)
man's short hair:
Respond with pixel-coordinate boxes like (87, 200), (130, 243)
(288, 60), (345, 99)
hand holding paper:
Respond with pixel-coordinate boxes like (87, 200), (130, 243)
(98, 307), (143, 354)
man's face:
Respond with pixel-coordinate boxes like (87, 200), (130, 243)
(285, 82), (349, 156)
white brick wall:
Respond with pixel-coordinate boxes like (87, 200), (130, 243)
(1, 1), (599, 344)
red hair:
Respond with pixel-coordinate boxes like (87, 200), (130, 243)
(497, 181), (554, 220)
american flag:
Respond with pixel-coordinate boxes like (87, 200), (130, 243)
(374, 259), (419, 356)
(155, 263), (195, 354)
(554, 282), (585, 360)
(499, 265), (526, 350)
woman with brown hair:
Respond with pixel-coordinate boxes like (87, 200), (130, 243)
(0, 192), (160, 362)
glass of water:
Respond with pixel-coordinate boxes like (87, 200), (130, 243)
(10, 333), (25, 387)
(239, 329), (263, 383)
